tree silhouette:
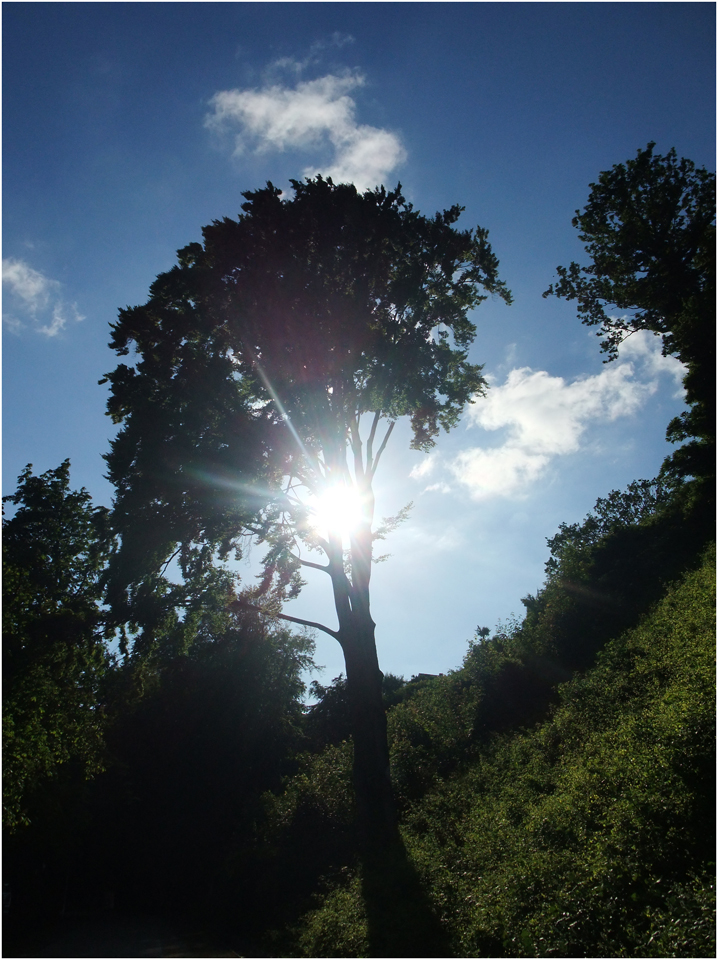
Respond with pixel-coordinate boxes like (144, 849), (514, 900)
(102, 176), (511, 843)
(545, 143), (715, 487)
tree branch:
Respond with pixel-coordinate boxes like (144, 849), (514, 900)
(368, 420), (395, 479)
(289, 552), (331, 574)
(349, 413), (365, 481)
(272, 611), (339, 640)
(366, 410), (382, 473)
(160, 546), (182, 577)
(237, 600), (339, 641)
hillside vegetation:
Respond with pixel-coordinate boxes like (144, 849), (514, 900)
(258, 486), (715, 957)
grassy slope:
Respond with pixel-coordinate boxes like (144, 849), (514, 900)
(296, 544), (715, 957)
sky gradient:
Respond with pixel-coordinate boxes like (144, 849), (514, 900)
(3, 2), (715, 682)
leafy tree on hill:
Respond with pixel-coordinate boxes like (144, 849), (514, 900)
(544, 143), (716, 489)
(102, 175), (511, 846)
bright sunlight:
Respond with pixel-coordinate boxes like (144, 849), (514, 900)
(309, 483), (365, 541)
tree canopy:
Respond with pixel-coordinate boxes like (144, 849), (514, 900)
(102, 176), (511, 642)
(544, 143), (715, 483)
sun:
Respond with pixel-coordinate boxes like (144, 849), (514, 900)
(310, 483), (364, 541)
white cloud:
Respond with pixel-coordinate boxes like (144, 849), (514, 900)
(617, 329), (686, 394)
(467, 362), (654, 455)
(2, 257), (56, 311)
(424, 482), (452, 494)
(452, 446), (549, 499)
(2, 257), (84, 337)
(205, 69), (406, 191)
(409, 452), (439, 480)
(446, 331), (685, 501)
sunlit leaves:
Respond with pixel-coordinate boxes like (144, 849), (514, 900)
(399, 546), (715, 957)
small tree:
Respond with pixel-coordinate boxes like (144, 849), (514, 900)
(103, 177), (511, 842)
(3, 462), (112, 831)
(544, 143), (715, 486)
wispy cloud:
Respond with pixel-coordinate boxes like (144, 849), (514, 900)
(411, 332), (685, 501)
(2, 258), (84, 337)
(409, 452), (439, 480)
(205, 65), (406, 191)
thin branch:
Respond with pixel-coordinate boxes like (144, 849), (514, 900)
(160, 545), (182, 577)
(348, 413), (365, 481)
(289, 552), (331, 574)
(368, 420), (395, 480)
(243, 522), (272, 539)
(238, 600), (339, 641)
(313, 533), (330, 554)
(273, 612), (339, 640)
(365, 410), (382, 473)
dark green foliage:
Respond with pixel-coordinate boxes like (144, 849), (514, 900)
(166, 177), (511, 451)
(90, 617), (314, 921)
(255, 742), (358, 950)
(101, 324), (275, 655)
(294, 839), (452, 959)
(545, 143), (715, 488)
(520, 477), (712, 673)
(3, 462), (113, 832)
(543, 476), (674, 566)
(303, 672), (409, 751)
(386, 476), (712, 809)
(388, 673), (476, 809)
(5, 616), (314, 940)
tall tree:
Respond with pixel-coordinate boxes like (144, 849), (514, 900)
(3, 462), (112, 832)
(544, 143), (715, 487)
(103, 177), (511, 842)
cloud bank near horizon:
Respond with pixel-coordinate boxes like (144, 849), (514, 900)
(2, 258), (84, 337)
(411, 332), (686, 501)
(205, 66), (406, 191)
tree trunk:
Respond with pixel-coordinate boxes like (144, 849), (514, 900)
(325, 504), (398, 847)
(342, 612), (397, 846)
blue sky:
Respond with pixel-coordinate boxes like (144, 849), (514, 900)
(3, 2), (715, 682)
